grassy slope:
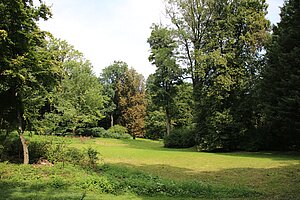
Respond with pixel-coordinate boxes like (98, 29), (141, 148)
(71, 137), (300, 199)
(1, 136), (300, 199)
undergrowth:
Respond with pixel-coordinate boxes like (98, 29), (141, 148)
(0, 162), (259, 199)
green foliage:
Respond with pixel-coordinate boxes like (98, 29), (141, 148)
(0, 161), (258, 199)
(0, 135), (100, 167)
(108, 125), (128, 135)
(45, 142), (100, 168)
(117, 68), (146, 138)
(1, 136), (300, 199)
(0, 132), (22, 162)
(0, 0), (61, 132)
(145, 110), (166, 140)
(44, 140), (68, 164)
(147, 25), (182, 137)
(37, 41), (107, 135)
(81, 176), (114, 193)
(173, 83), (194, 128)
(107, 125), (131, 139)
(165, 0), (269, 151)
(164, 127), (196, 148)
(76, 127), (107, 137)
(75, 126), (131, 139)
(100, 61), (128, 127)
(87, 147), (99, 166)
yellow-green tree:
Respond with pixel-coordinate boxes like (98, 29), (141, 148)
(117, 68), (146, 138)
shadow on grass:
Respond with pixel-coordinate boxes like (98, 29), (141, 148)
(117, 138), (300, 161)
(1, 161), (299, 200)
(217, 151), (300, 161)
(107, 162), (300, 200)
(117, 138), (196, 152)
(0, 181), (86, 200)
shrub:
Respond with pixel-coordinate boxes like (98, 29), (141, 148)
(45, 140), (67, 163)
(75, 126), (131, 139)
(108, 125), (128, 135)
(164, 126), (196, 148)
(9, 136), (101, 167)
(63, 147), (84, 165)
(76, 127), (107, 137)
(0, 133), (22, 162)
(106, 125), (131, 139)
(86, 147), (99, 166)
(28, 140), (50, 163)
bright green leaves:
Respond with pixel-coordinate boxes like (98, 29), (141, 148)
(38, 40), (107, 134)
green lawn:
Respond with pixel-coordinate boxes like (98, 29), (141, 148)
(1, 136), (300, 199)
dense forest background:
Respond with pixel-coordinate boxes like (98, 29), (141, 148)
(0, 0), (299, 164)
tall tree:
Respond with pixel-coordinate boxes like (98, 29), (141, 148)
(144, 74), (166, 140)
(165, 0), (269, 150)
(0, 0), (60, 164)
(117, 68), (146, 138)
(100, 61), (128, 128)
(260, 0), (300, 150)
(147, 24), (182, 137)
(38, 39), (107, 135)
(173, 82), (194, 128)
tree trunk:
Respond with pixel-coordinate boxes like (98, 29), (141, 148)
(110, 114), (114, 127)
(19, 134), (29, 164)
(165, 109), (171, 137)
(17, 105), (29, 165)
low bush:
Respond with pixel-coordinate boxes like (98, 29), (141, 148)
(0, 132), (23, 162)
(1, 135), (100, 167)
(76, 127), (107, 137)
(75, 126), (131, 139)
(106, 125), (131, 139)
(164, 126), (196, 148)
(108, 125), (128, 135)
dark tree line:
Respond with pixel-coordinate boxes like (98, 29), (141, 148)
(260, 0), (300, 150)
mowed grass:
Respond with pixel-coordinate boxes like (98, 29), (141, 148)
(1, 135), (300, 199)
(70, 137), (300, 199)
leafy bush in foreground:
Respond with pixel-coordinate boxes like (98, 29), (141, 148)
(0, 134), (100, 167)
(0, 162), (258, 199)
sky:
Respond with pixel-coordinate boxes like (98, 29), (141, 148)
(38, 0), (284, 78)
